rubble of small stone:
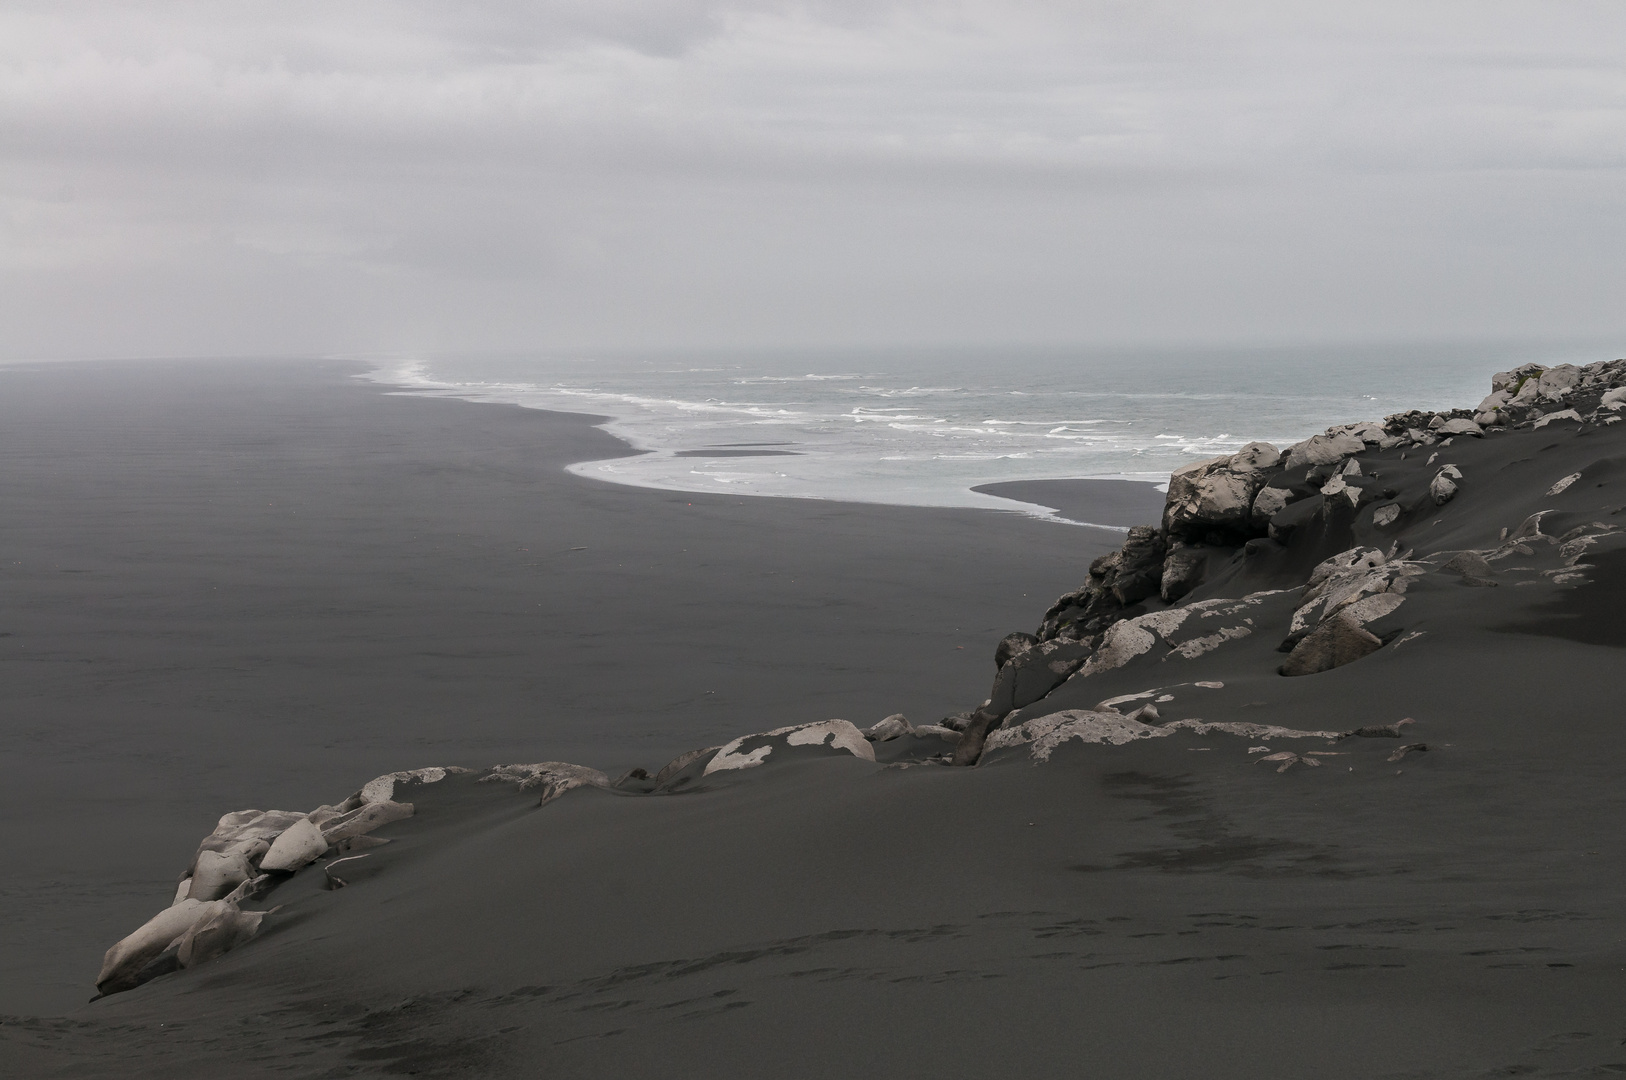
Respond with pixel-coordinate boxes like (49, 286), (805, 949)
(93, 357), (1626, 999)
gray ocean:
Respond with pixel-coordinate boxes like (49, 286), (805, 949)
(363, 341), (1612, 521)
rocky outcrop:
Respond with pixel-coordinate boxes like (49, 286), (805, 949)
(983, 710), (1342, 764)
(958, 357), (1626, 762)
(1162, 442), (1282, 543)
(96, 767), (466, 995)
(994, 631), (1039, 670)
(483, 762), (612, 804)
(705, 720), (876, 774)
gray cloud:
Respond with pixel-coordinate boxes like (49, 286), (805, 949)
(2, 1), (1624, 357)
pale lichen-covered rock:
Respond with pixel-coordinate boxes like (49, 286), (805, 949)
(1430, 466), (1460, 505)
(985, 710), (1341, 764)
(1162, 442), (1281, 541)
(705, 720), (876, 774)
(1532, 408), (1582, 429)
(864, 714), (915, 741)
(1288, 552), (1419, 641)
(987, 639), (1093, 714)
(1547, 473), (1582, 497)
(1069, 591), (1286, 680)
(1492, 363), (1545, 395)
(259, 817), (328, 873)
(482, 762), (612, 805)
(1164, 718), (1342, 741)
(320, 800), (413, 843)
(356, 766), (471, 805)
(1076, 617), (1157, 677)
(1436, 418), (1483, 437)
(187, 848), (256, 901)
(1284, 432), (1364, 469)
(191, 809), (305, 872)
(176, 903), (266, 969)
(984, 710), (1173, 761)
(1536, 364), (1581, 399)
(96, 898), (226, 993)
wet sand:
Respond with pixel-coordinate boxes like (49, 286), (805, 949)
(973, 478), (1166, 527)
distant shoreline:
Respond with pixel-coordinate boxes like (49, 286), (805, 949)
(971, 478), (1167, 530)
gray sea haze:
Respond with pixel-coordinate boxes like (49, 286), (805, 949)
(361, 340), (1611, 521)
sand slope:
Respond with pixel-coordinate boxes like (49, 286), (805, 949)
(10, 360), (1626, 1078)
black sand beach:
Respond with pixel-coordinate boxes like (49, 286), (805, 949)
(0, 358), (1115, 1021)
(10, 357), (1626, 1079)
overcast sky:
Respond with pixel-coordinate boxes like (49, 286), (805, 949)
(3, 1), (1624, 358)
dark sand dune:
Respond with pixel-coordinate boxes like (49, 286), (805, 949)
(10, 358), (1626, 1078)
(0, 359), (1112, 1022)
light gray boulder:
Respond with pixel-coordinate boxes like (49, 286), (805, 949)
(1510, 374), (1545, 405)
(259, 817), (328, 873)
(1436, 418), (1483, 437)
(191, 809), (305, 872)
(1532, 408), (1582, 429)
(1162, 442), (1280, 538)
(652, 747), (721, 786)
(175, 903), (266, 969)
(1601, 387), (1626, 410)
(1284, 432), (1365, 469)
(1537, 364), (1580, 399)
(1547, 472), (1582, 496)
(1430, 465), (1461, 505)
(187, 849), (256, 901)
(864, 713), (915, 741)
(96, 898), (226, 993)
(1493, 364), (1546, 395)
(320, 800), (413, 844)
(1251, 485), (1291, 527)
(988, 638), (1093, 714)
(354, 766), (472, 806)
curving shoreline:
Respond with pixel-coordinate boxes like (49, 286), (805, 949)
(14, 355), (1626, 1077)
(0, 357), (1112, 1021)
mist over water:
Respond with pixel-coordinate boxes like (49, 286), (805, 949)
(362, 341), (1607, 519)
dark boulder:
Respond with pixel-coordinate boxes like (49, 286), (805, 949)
(1279, 614), (1384, 676)
(995, 631), (1039, 670)
(1159, 545), (1208, 603)
(987, 639), (1093, 716)
(1110, 525), (1166, 606)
